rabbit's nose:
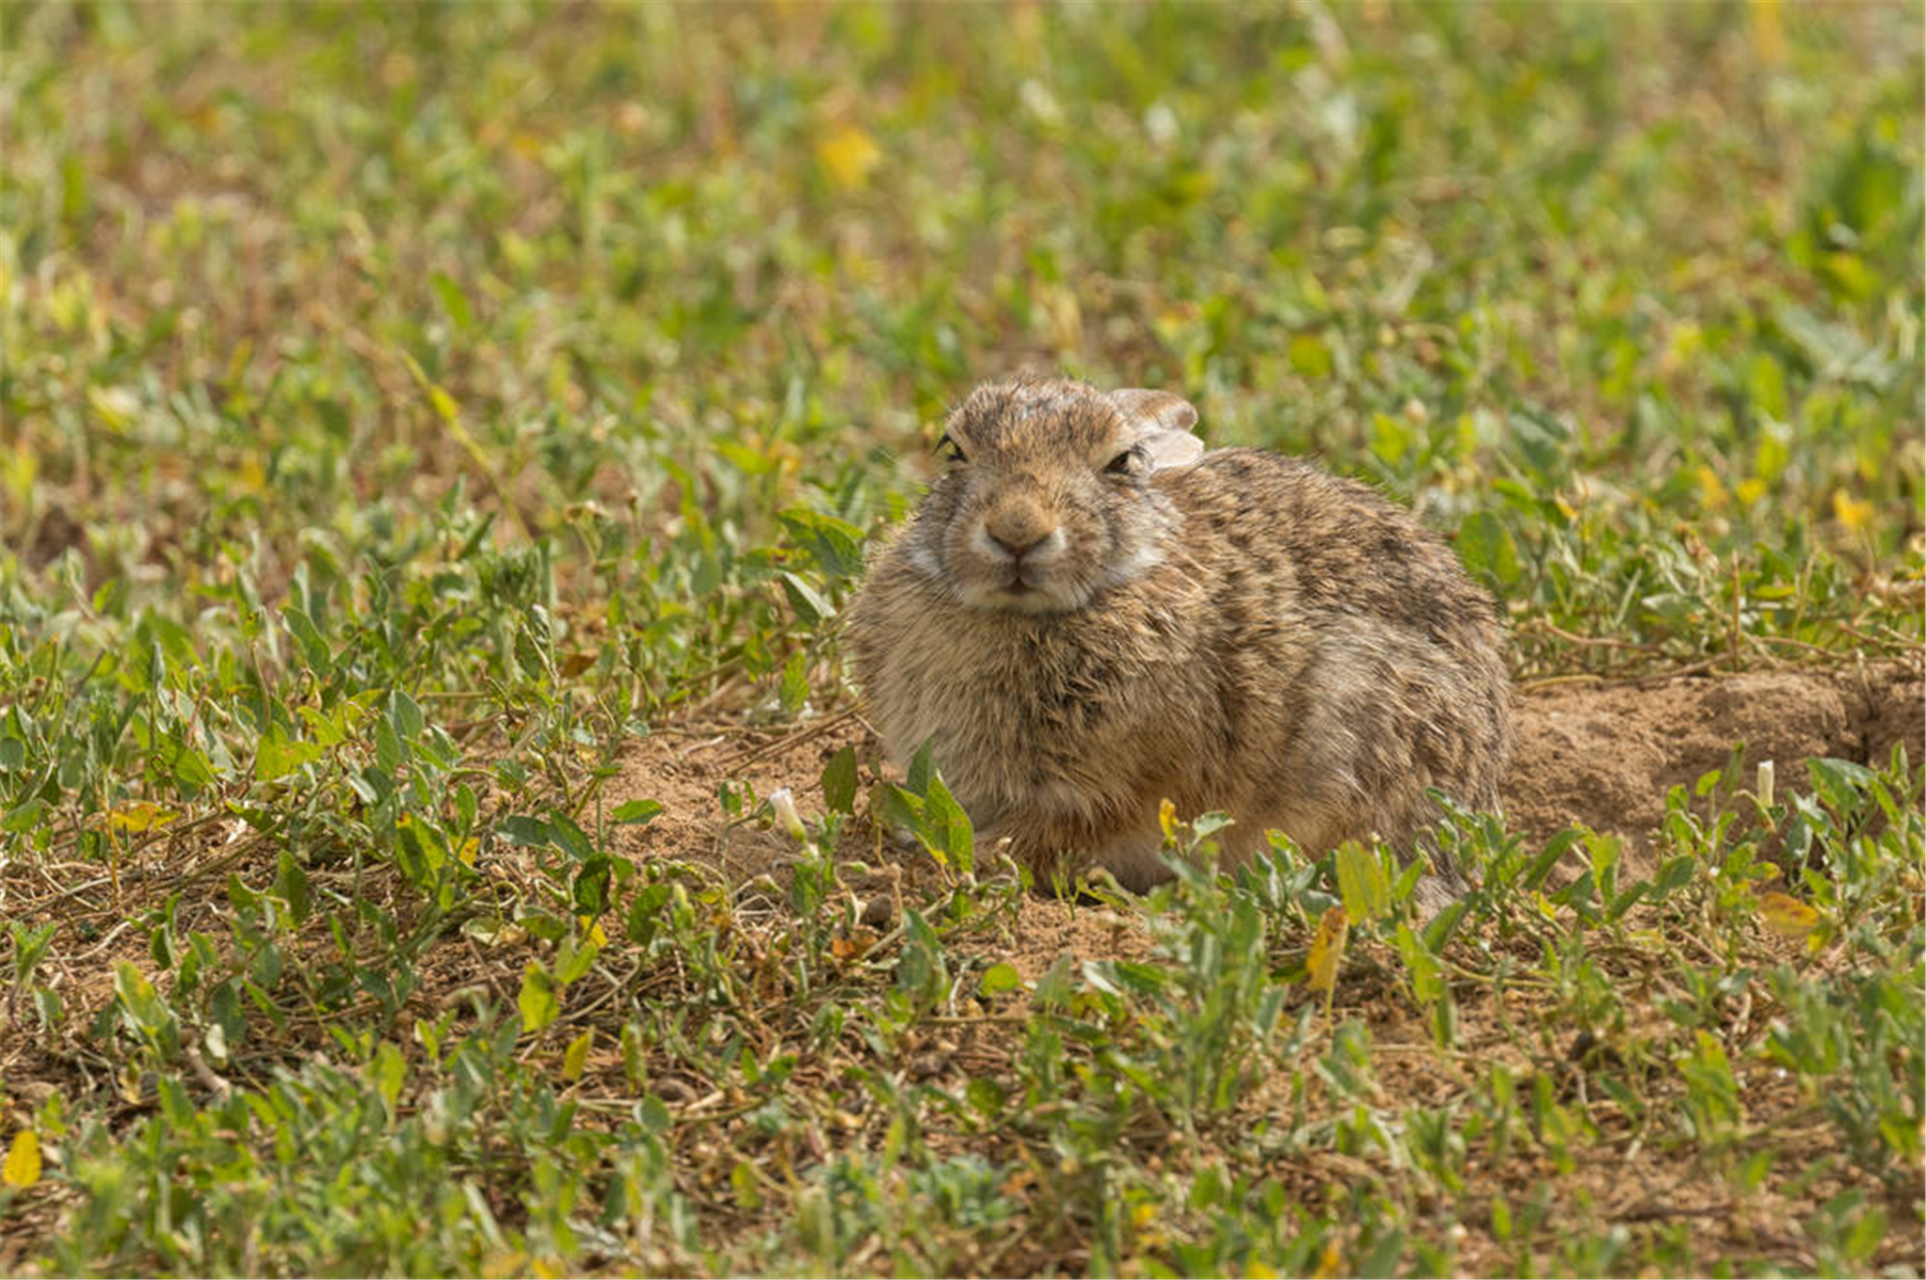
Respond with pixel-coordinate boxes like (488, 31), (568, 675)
(984, 505), (1055, 560)
(989, 529), (1050, 560)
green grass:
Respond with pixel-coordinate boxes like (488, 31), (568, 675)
(1, 1), (1922, 1276)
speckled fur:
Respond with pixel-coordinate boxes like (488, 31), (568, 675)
(843, 376), (1512, 895)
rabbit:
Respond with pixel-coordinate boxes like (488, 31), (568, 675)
(843, 374), (1512, 904)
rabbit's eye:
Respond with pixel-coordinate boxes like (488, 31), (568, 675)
(1105, 448), (1142, 477)
(936, 433), (967, 464)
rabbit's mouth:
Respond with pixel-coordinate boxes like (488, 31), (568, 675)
(975, 572), (1088, 615)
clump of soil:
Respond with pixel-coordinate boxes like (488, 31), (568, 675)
(1504, 662), (1921, 876)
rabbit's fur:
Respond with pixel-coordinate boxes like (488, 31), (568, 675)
(844, 376), (1511, 895)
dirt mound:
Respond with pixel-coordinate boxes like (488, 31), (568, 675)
(611, 662), (1922, 896)
(1504, 662), (1921, 874)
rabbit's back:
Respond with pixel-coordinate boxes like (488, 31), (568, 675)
(1159, 449), (1512, 852)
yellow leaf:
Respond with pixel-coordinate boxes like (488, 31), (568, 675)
(1312, 1239), (1345, 1280)
(5, 439), (39, 506)
(428, 384), (461, 425)
(478, 1251), (529, 1280)
(1039, 282), (1083, 351)
(109, 801), (180, 834)
(1748, 0), (1784, 65)
(3, 1130), (39, 1189)
(1334, 840), (1389, 924)
(1306, 905), (1349, 1014)
(562, 1028), (594, 1083)
(1831, 488), (1872, 533)
(1758, 892), (1819, 938)
(830, 934), (870, 961)
(817, 124), (880, 189)
(88, 385), (140, 433)
(1695, 465), (1729, 510)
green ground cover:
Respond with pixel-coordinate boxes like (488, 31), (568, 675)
(0, 2), (1921, 1275)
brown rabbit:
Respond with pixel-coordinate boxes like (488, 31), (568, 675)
(843, 375), (1511, 900)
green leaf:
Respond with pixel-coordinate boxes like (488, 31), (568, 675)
(371, 1041), (406, 1113)
(280, 606), (331, 673)
(1650, 855), (1696, 900)
(979, 962), (1021, 996)
(779, 650), (809, 716)
(638, 1095), (672, 1134)
(880, 784), (925, 837)
(1033, 955), (1076, 1009)
(1, 799), (47, 835)
(546, 810), (594, 861)
(374, 718), (404, 775)
(388, 689), (424, 742)
(1420, 900), (1468, 953)
(1809, 756), (1875, 815)
(1393, 924), (1444, 1005)
(906, 739), (937, 796)
(778, 572), (833, 625)
(431, 271), (474, 331)
(555, 937), (600, 984)
(275, 851), (311, 924)
(625, 883), (672, 946)
(1522, 828), (1585, 891)
(1287, 331), (1333, 377)
(966, 1077), (1006, 1117)
(499, 815), (552, 848)
(573, 855), (612, 914)
(1507, 407), (1572, 482)
(9, 921), (57, 985)
(256, 729), (324, 781)
(1456, 511), (1521, 589)
(820, 746), (858, 816)
(612, 799), (664, 825)
(924, 775), (974, 874)
(1334, 841), (1389, 924)
(778, 508), (866, 580)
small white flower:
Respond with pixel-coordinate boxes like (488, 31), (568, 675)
(1144, 102), (1179, 148)
(769, 788), (807, 842)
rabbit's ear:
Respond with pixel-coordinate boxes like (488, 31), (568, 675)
(1109, 388), (1198, 433)
(1109, 389), (1203, 471)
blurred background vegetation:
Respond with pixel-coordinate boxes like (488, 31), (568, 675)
(4, 4), (1920, 686)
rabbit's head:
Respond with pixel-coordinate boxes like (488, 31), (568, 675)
(900, 377), (1203, 614)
